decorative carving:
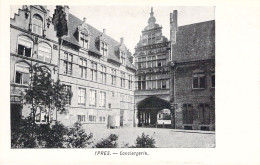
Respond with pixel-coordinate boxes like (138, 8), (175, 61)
(53, 44), (58, 50)
(46, 17), (51, 28)
(24, 7), (30, 19)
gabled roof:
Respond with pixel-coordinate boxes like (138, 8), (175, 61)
(62, 13), (136, 70)
(172, 20), (215, 62)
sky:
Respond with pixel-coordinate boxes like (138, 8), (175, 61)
(10, 6), (214, 54)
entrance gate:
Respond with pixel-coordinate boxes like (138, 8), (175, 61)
(137, 96), (171, 127)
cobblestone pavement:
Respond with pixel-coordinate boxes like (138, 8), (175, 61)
(83, 126), (215, 148)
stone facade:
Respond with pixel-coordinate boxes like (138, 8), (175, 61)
(10, 5), (136, 128)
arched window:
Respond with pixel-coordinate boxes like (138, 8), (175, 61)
(15, 62), (30, 85)
(32, 14), (43, 35)
(38, 43), (51, 63)
(17, 36), (33, 57)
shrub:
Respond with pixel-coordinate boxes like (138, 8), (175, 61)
(95, 134), (118, 148)
(134, 133), (156, 148)
(11, 119), (93, 148)
(11, 117), (37, 148)
(64, 122), (93, 148)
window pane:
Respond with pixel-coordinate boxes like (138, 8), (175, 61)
(23, 73), (30, 84)
(162, 80), (166, 89)
(18, 45), (24, 55)
(193, 77), (199, 88)
(38, 51), (44, 61)
(15, 72), (22, 84)
(200, 76), (206, 88)
(157, 80), (161, 89)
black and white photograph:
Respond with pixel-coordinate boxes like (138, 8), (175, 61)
(9, 5), (215, 148)
(2, 2), (260, 165)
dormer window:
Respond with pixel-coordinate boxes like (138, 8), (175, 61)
(80, 32), (89, 49)
(120, 51), (126, 65)
(101, 42), (108, 56)
(32, 14), (43, 36)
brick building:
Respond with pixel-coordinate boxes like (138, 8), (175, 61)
(169, 10), (215, 131)
(133, 8), (171, 126)
(10, 5), (136, 128)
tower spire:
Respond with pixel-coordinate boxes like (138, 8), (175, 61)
(150, 7), (154, 16)
(148, 7), (156, 24)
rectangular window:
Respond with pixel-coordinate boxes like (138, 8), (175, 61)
(77, 115), (85, 122)
(100, 91), (106, 108)
(80, 33), (89, 49)
(15, 65), (30, 85)
(78, 88), (86, 105)
(100, 65), (107, 84)
(137, 63), (141, 69)
(199, 104), (210, 125)
(90, 62), (97, 81)
(63, 85), (71, 105)
(101, 42), (108, 56)
(79, 58), (87, 79)
(38, 44), (51, 62)
(147, 81), (152, 89)
(64, 53), (73, 75)
(111, 69), (116, 85)
(193, 72), (206, 89)
(152, 81), (156, 89)
(138, 81), (142, 90)
(162, 80), (167, 89)
(148, 33), (155, 45)
(89, 115), (96, 122)
(183, 104), (193, 124)
(157, 80), (162, 89)
(157, 60), (162, 67)
(90, 90), (96, 106)
(18, 37), (32, 57)
(120, 72), (125, 88)
(147, 61), (152, 68)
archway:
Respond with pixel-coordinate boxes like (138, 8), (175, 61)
(137, 96), (170, 127)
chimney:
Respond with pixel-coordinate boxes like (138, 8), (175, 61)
(103, 29), (106, 34)
(120, 37), (124, 44)
(170, 10), (178, 44)
(64, 5), (70, 21)
(170, 10), (178, 62)
(83, 17), (86, 23)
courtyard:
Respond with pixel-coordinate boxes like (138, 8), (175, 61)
(83, 126), (215, 148)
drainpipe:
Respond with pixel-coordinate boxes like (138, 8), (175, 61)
(56, 38), (63, 122)
(170, 62), (178, 129)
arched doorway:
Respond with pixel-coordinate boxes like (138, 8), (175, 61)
(137, 96), (170, 127)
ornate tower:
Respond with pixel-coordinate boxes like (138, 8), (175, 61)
(133, 7), (171, 126)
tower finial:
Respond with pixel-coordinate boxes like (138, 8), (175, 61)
(150, 7), (154, 16)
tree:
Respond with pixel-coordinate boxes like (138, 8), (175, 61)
(24, 65), (72, 124)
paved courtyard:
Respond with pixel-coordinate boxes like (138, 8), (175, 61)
(83, 126), (215, 148)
